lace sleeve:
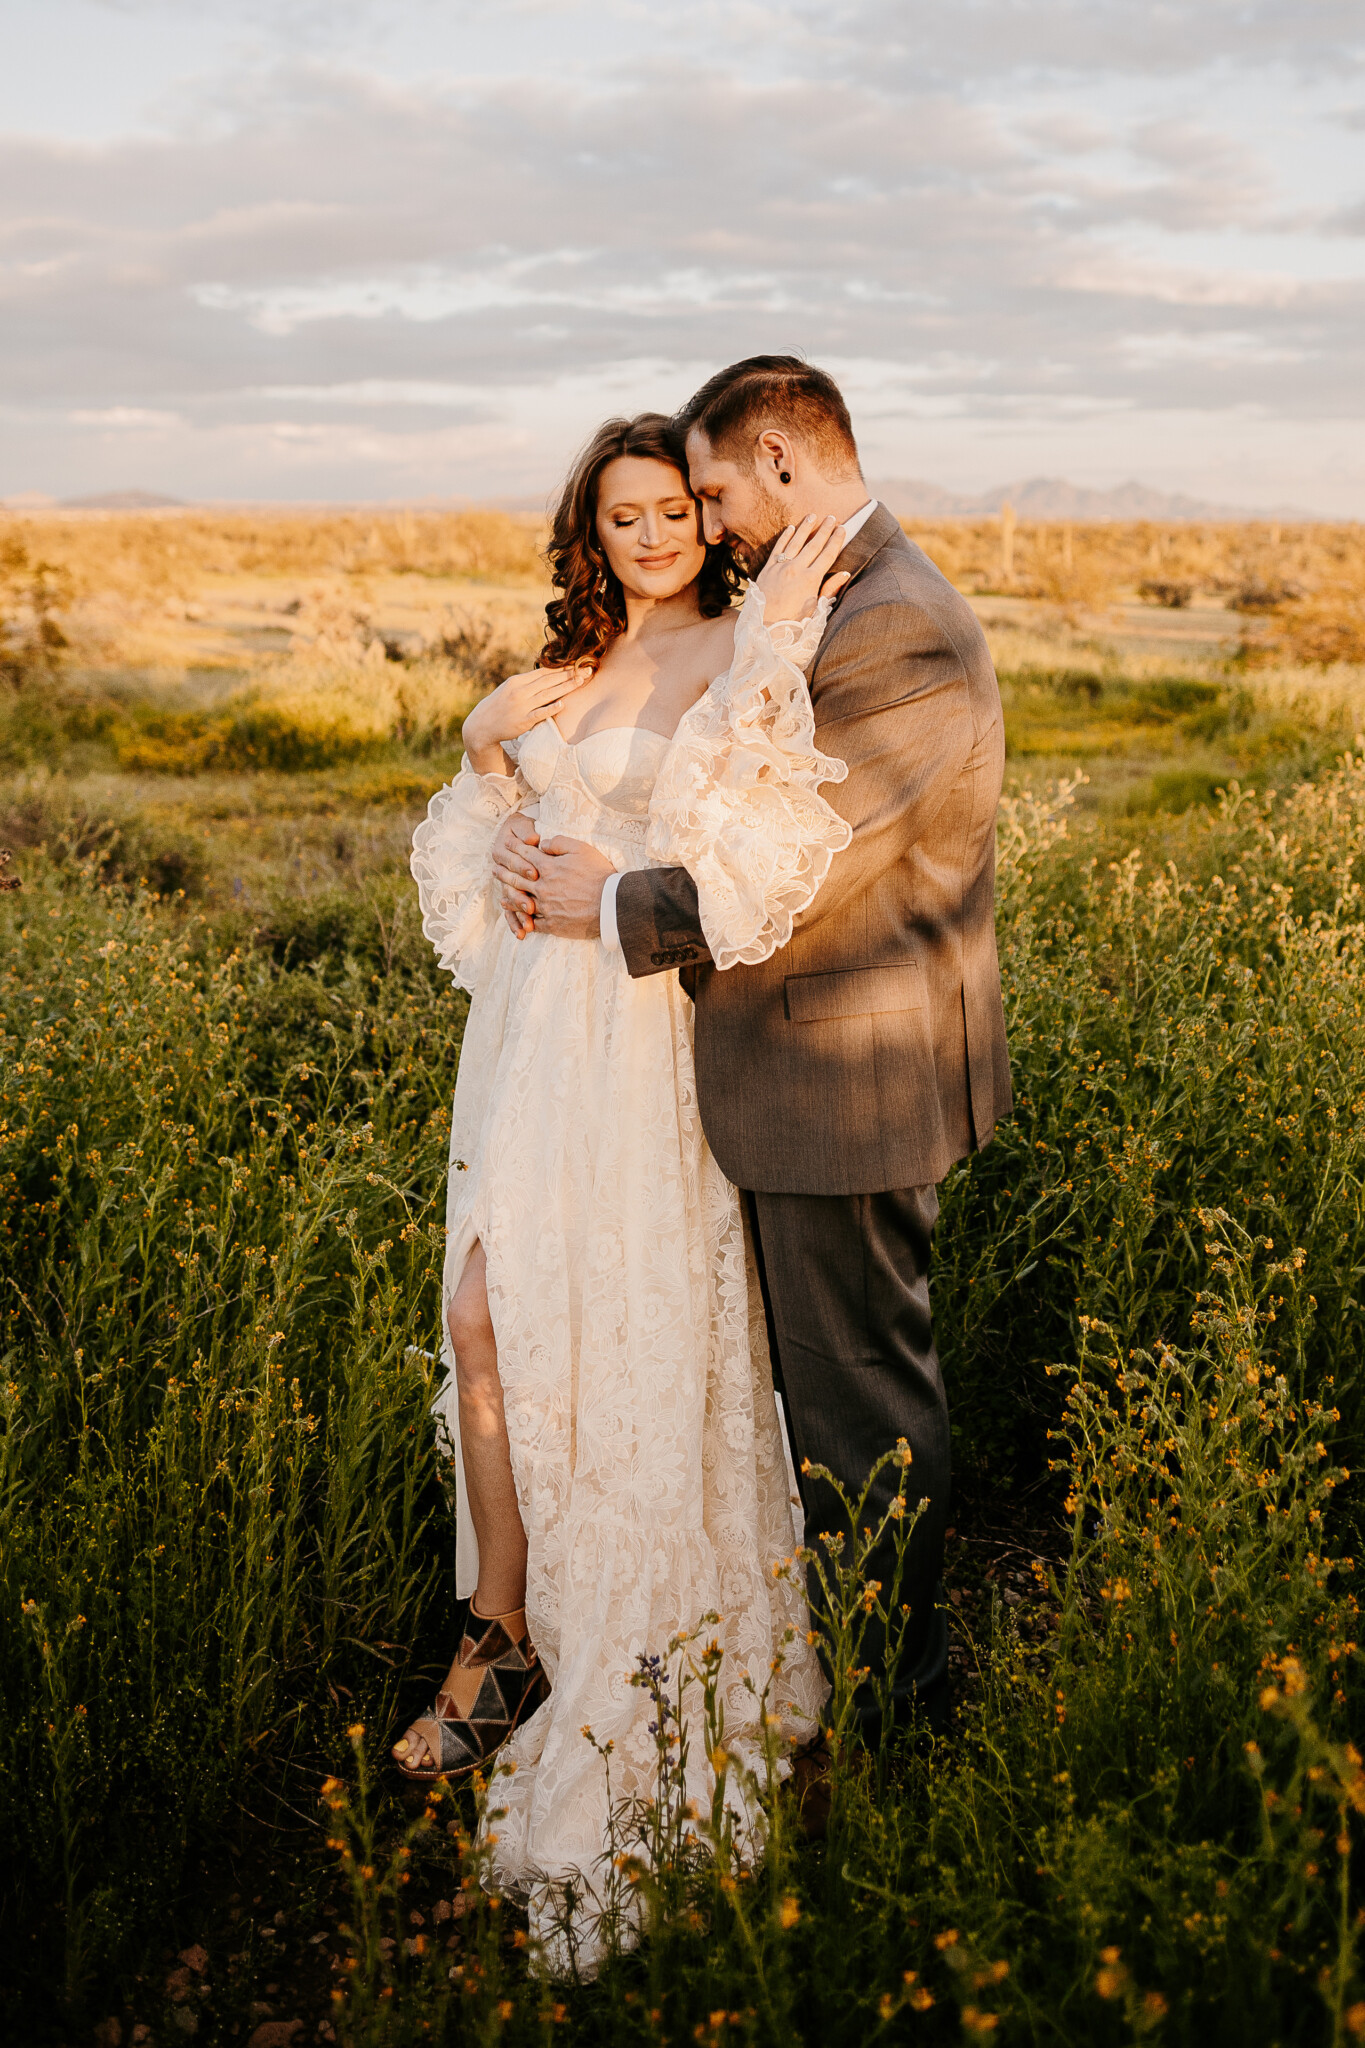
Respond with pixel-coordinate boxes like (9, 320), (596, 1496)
(646, 584), (852, 970)
(410, 761), (523, 993)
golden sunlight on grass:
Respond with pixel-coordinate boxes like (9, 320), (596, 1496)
(5, 505), (1362, 825)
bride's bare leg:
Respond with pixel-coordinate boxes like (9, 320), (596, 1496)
(392, 1243), (536, 1775)
(448, 1242), (528, 1615)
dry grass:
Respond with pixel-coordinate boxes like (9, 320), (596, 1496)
(4, 504), (1363, 679)
(906, 513), (1365, 658)
(2, 505), (546, 598)
(1, 508), (547, 705)
(906, 513), (1365, 668)
(3, 506), (1362, 810)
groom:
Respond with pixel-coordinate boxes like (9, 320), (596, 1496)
(491, 355), (1010, 1735)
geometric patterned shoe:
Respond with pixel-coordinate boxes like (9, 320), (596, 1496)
(391, 1603), (550, 1783)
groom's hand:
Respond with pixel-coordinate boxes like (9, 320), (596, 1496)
(522, 836), (614, 939)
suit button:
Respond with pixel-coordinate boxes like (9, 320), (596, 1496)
(650, 951), (666, 965)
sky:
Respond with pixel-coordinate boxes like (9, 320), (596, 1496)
(1, 0), (1363, 511)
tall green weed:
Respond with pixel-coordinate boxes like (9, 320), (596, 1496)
(941, 753), (1365, 1486)
(4, 751), (1365, 2038)
(310, 1243), (1360, 2045)
(0, 854), (463, 2006)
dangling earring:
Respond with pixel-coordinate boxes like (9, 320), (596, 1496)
(779, 471), (791, 484)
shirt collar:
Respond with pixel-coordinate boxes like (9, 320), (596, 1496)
(838, 497), (877, 544)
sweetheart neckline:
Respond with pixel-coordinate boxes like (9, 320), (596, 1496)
(544, 715), (674, 751)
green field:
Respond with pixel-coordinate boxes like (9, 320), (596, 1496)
(4, 531), (1365, 2045)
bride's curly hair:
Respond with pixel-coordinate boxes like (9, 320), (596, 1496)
(540, 413), (743, 671)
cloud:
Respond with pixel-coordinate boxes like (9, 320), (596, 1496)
(832, 0), (1365, 83)
(1015, 112), (1110, 155)
(68, 405), (183, 426)
(1, 2), (1362, 507)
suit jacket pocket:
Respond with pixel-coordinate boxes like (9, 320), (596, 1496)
(784, 961), (925, 1024)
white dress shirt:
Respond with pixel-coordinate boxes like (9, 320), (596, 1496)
(599, 499), (877, 952)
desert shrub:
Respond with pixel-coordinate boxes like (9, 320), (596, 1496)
(998, 662), (1360, 797)
(112, 700), (387, 774)
(0, 682), (387, 778)
(1143, 677), (1222, 715)
(109, 647), (523, 772)
(1249, 593), (1365, 670)
(429, 612), (541, 690)
(0, 683), (114, 769)
(0, 780), (209, 897)
(1125, 766), (1226, 814)
(0, 532), (71, 684)
(0, 678), (478, 778)
(999, 666), (1241, 765)
(1137, 578), (1194, 608)
(1232, 580), (1304, 613)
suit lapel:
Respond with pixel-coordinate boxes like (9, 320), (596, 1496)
(814, 502), (904, 658)
(832, 501), (902, 588)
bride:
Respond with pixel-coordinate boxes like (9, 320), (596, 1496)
(396, 411), (849, 1956)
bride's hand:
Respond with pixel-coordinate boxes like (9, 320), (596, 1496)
(461, 661), (593, 773)
(754, 513), (852, 624)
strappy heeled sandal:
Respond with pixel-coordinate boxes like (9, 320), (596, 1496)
(392, 1603), (550, 1783)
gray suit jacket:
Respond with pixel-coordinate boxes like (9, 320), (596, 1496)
(615, 505), (1012, 1195)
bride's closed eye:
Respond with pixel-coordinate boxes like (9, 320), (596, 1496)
(609, 502), (694, 527)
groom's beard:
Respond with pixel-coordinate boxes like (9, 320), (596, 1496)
(729, 479), (790, 576)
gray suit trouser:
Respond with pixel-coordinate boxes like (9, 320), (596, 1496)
(745, 1185), (950, 1731)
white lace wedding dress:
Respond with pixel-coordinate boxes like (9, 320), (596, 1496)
(410, 589), (849, 1965)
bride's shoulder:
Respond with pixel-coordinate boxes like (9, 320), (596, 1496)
(698, 603), (740, 666)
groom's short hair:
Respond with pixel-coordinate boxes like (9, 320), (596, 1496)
(678, 355), (861, 478)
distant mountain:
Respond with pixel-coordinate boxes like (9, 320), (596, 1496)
(6, 479), (1328, 522)
(870, 475), (1322, 523)
(60, 488), (186, 510)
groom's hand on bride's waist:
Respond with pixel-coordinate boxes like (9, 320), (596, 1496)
(525, 837), (615, 939)
(495, 818), (615, 941)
